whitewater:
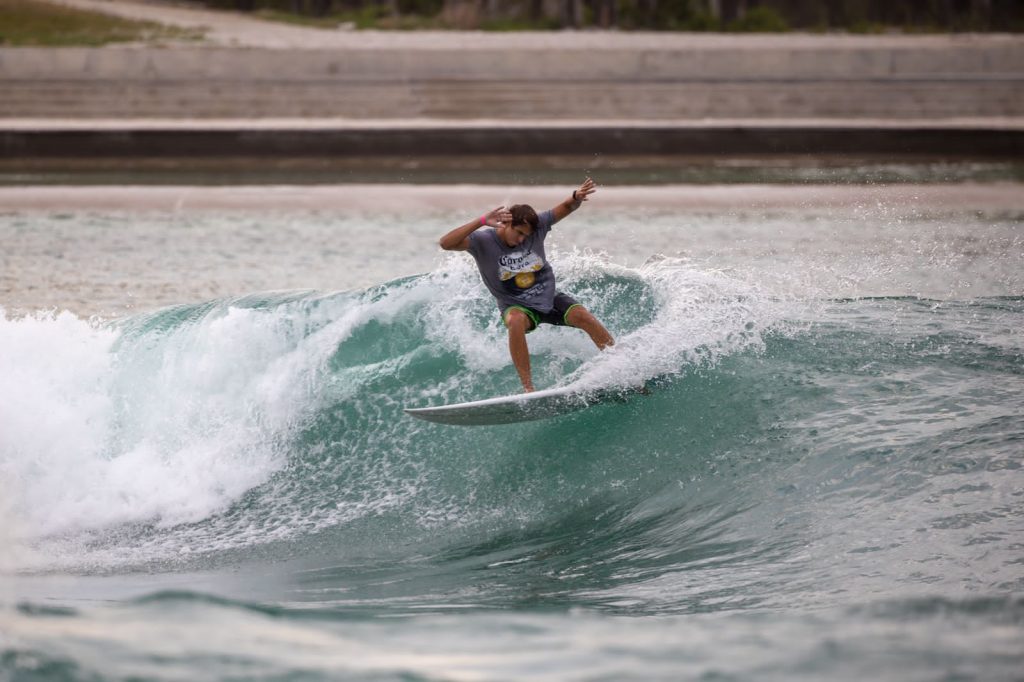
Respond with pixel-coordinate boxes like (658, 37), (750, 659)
(0, 189), (1022, 680)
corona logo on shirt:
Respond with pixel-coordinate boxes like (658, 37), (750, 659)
(514, 272), (536, 288)
(499, 251), (544, 288)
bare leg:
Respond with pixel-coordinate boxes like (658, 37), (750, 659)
(505, 309), (535, 392)
(565, 306), (614, 350)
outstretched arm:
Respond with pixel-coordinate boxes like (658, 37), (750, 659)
(550, 177), (596, 224)
(439, 206), (512, 251)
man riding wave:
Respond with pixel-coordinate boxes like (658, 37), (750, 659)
(439, 178), (614, 392)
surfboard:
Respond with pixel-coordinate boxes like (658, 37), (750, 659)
(404, 384), (638, 426)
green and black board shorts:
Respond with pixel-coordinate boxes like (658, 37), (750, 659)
(502, 292), (582, 333)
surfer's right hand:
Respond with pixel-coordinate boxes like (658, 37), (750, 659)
(483, 206), (512, 228)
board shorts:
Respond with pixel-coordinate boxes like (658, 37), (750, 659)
(502, 292), (582, 333)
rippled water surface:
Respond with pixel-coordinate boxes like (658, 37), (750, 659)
(1, 188), (1022, 680)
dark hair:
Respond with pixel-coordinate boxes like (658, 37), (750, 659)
(509, 204), (539, 231)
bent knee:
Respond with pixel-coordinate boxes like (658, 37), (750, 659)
(565, 305), (595, 327)
(504, 309), (533, 333)
(568, 306), (614, 345)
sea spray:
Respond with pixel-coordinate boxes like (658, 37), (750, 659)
(2, 195), (1021, 681)
(0, 310), (119, 535)
(559, 252), (802, 392)
(1, 254), (787, 572)
(3, 258), (1020, 588)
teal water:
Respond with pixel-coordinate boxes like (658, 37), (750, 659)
(1, 227), (1023, 679)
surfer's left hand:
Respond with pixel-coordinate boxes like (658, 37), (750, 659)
(573, 178), (597, 203)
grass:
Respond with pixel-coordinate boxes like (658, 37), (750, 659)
(0, 0), (204, 46)
(253, 8), (348, 29)
(255, 7), (448, 30)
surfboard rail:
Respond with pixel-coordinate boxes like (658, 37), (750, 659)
(404, 385), (608, 426)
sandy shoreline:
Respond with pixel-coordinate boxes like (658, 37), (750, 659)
(2, 183), (1022, 212)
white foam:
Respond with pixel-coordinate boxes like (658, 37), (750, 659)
(502, 251), (792, 392)
(0, 299), (361, 567)
(0, 255), (804, 571)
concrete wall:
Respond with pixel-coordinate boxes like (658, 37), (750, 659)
(2, 37), (1021, 156)
(3, 43), (1023, 81)
(4, 124), (1022, 158)
(1, 41), (1022, 120)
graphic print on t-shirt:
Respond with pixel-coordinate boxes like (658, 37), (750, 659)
(498, 251), (545, 289)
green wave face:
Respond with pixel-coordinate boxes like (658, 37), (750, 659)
(3, 255), (1022, 616)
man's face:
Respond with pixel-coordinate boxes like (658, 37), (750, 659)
(501, 222), (533, 247)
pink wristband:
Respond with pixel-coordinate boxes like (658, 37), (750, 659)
(480, 214), (487, 226)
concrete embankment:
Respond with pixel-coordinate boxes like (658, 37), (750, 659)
(3, 119), (1023, 158)
(2, 30), (1023, 158)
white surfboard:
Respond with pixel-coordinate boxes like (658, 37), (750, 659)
(404, 384), (636, 426)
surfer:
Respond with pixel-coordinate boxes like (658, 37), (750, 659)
(439, 177), (614, 393)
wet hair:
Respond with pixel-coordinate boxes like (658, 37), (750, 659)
(509, 204), (539, 231)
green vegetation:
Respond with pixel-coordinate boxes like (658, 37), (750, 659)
(201, 0), (1024, 32)
(0, 0), (204, 46)
(4, 0), (1016, 36)
(729, 6), (788, 32)
(255, 0), (451, 29)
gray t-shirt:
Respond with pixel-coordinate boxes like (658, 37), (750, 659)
(467, 209), (557, 313)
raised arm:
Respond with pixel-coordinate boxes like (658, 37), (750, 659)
(550, 177), (597, 224)
(439, 206), (512, 251)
